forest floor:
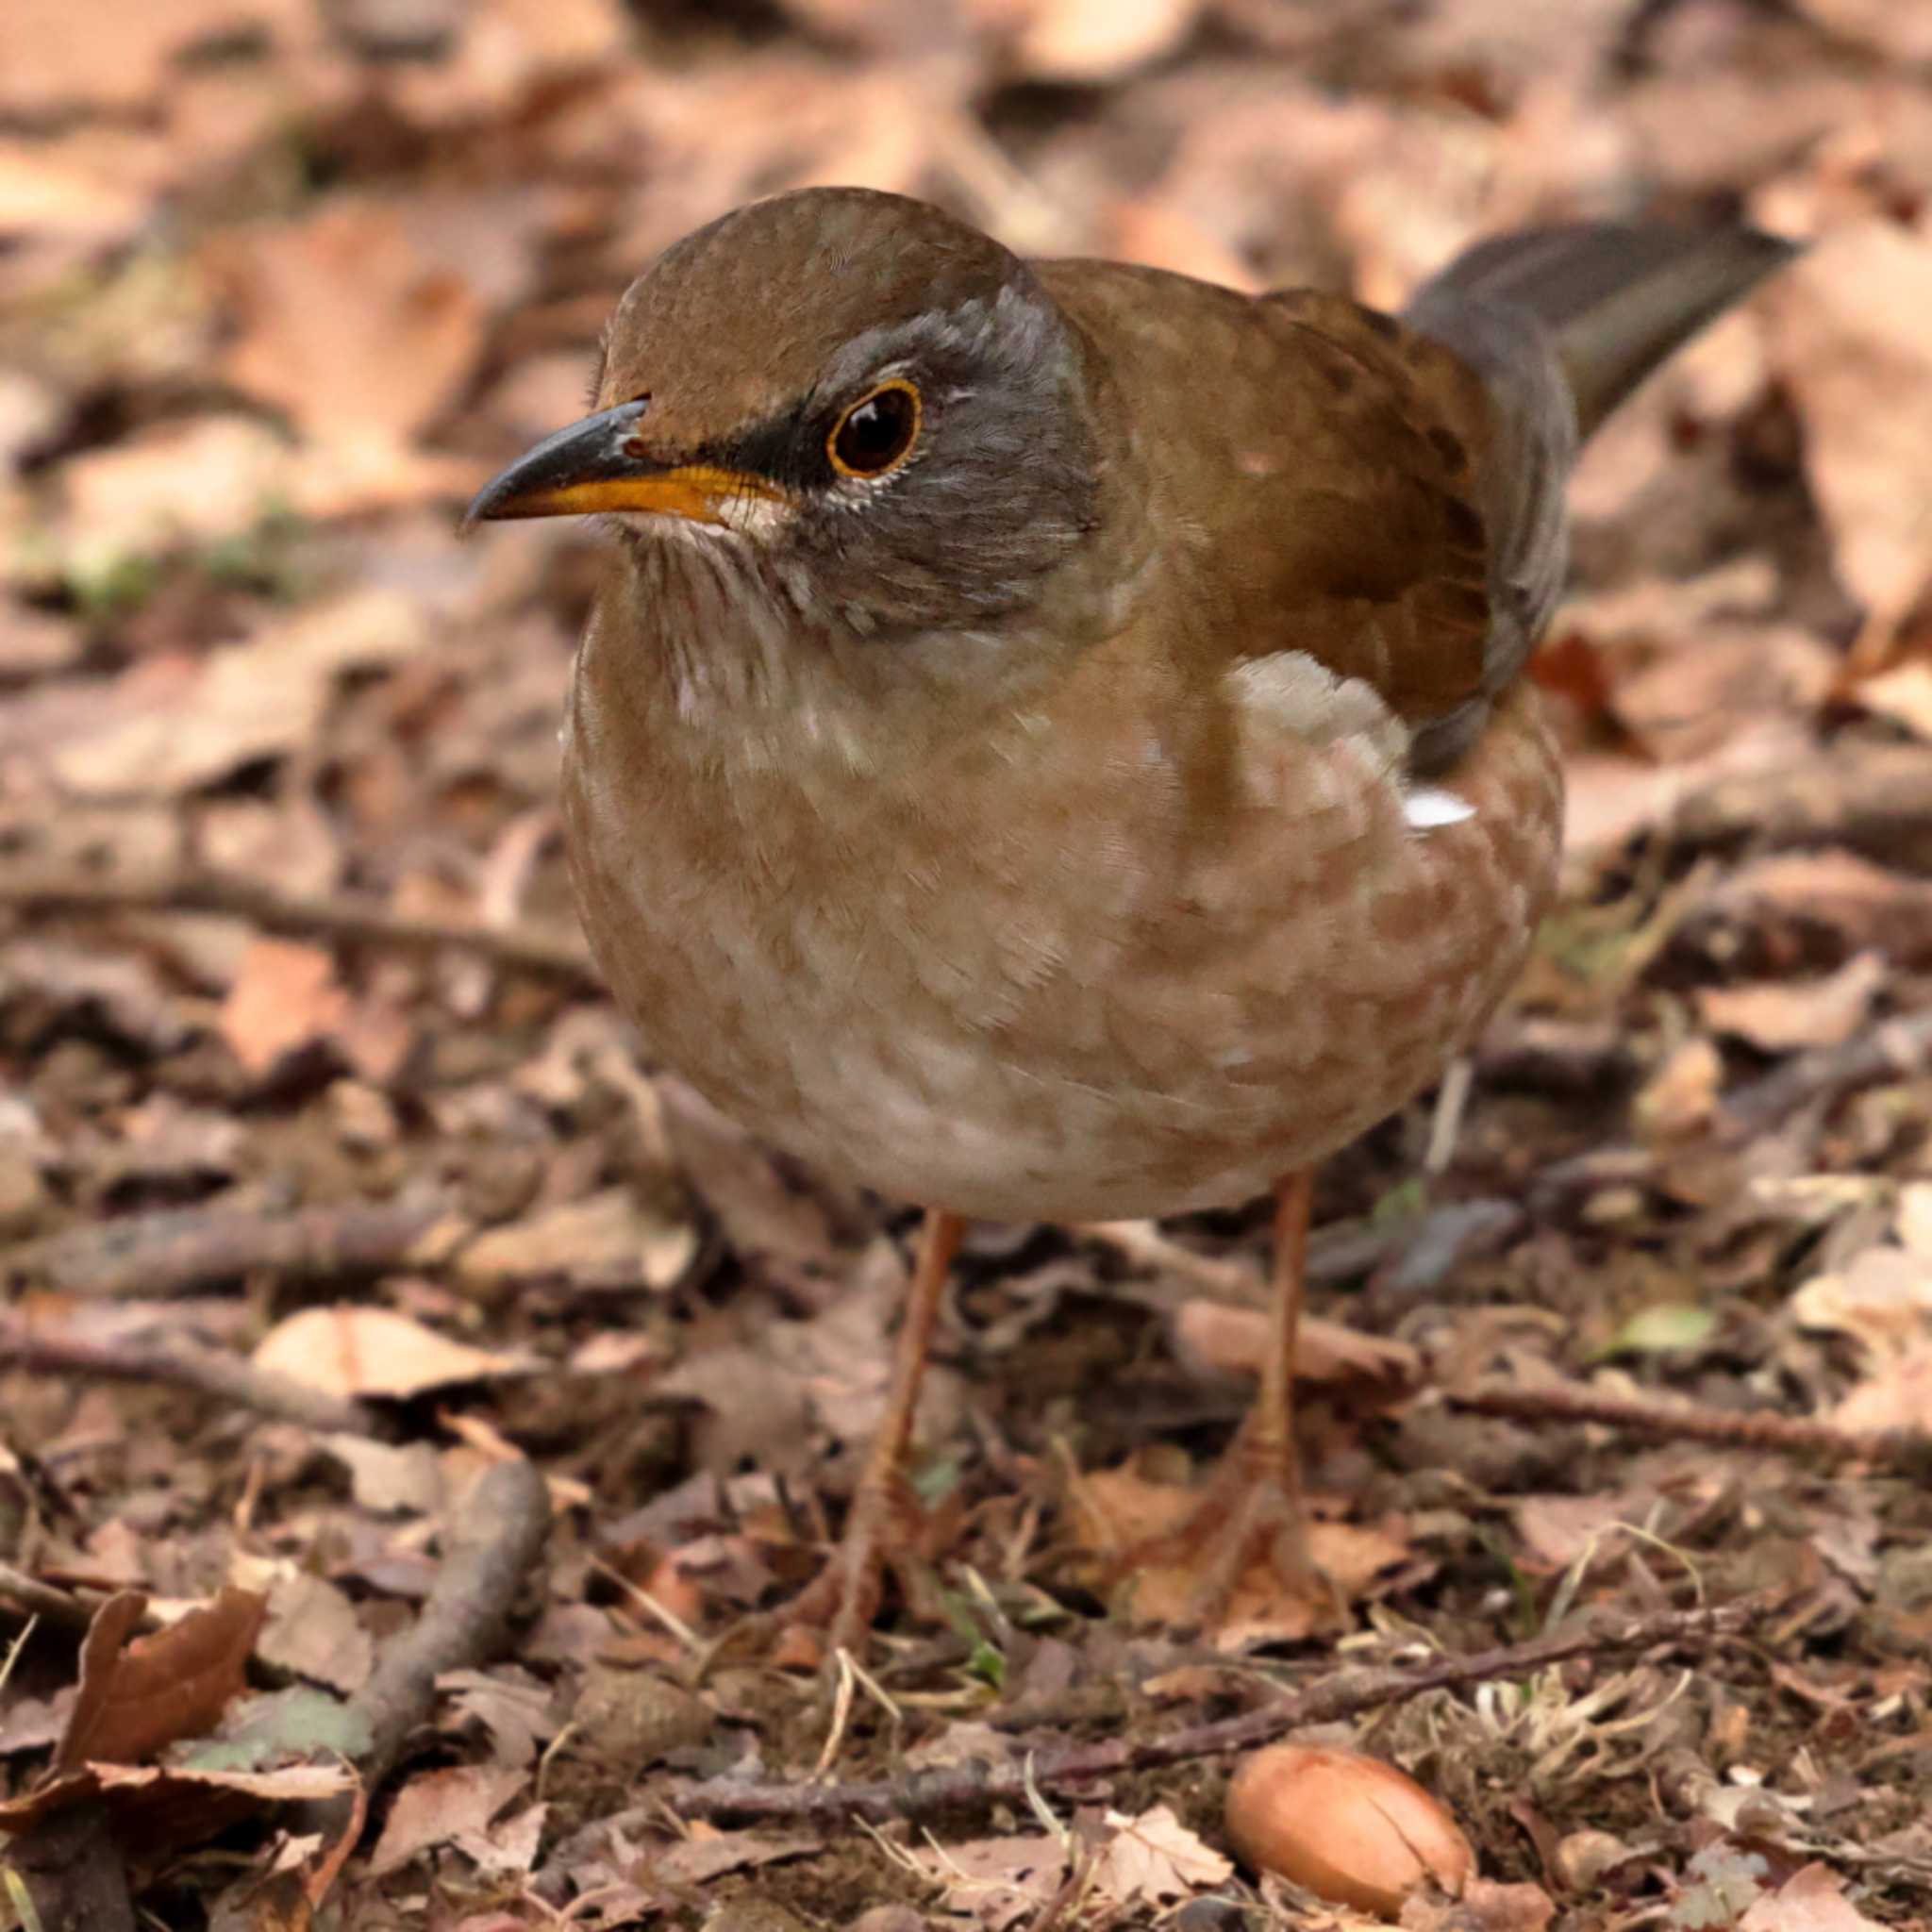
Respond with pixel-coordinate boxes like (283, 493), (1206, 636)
(4, 0), (1932, 1926)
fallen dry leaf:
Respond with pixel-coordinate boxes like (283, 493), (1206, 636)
(1170, 1297), (1420, 1397)
(1695, 952), (1885, 1053)
(219, 939), (351, 1077)
(367, 1763), (527, 1878)
(45, 589), (429, 798)
(458, 1186), (697, 1291)
(1069, 1463), (1411, 1647)
(56, 1588), (267, 1775)
(1792, 1244), (1932, 1359)
(1770, 223), (1932, 625)
(1007, 0), (1204, 83)
(1737, 1860), (1889, 1931)
(912, 1833), (1069, 1932)
(1854, 658), (1932, 742)
(2, 0), (311, 111)
(201, 200), (488, 513)
(253, 1306), (524, 1400)
(254, 1571), (375, 1696)
(1091, 1804), (1233, 1907)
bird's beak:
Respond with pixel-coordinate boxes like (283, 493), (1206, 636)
(463, 399), (787, 527)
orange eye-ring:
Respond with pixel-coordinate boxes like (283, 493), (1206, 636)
(827, 379), (922, 479)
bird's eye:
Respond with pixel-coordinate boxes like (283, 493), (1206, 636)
(828, 379), (922, 479)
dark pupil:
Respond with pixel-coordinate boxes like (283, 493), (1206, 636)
(837, 390), (913, 473)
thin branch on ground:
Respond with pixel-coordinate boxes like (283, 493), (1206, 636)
(0, 868), (600, 989)
(1722, 1008), (1932, 1136)
(0, 1318), (382, 1438)
(1446, 1380), (1932, 1474)
(3, 1191), (451, 1301)
(668, 1597), (1768, 1824)
(291, 1456), (551, 1841)
(0, 1564), (105, 1635)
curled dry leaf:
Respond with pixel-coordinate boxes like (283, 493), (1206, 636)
(1224, 1743), (1474, 1920)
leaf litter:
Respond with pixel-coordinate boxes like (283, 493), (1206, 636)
(4, 0), (1932, 1926)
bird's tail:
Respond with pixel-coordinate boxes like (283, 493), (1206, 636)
(1405, 221), (1798, 441)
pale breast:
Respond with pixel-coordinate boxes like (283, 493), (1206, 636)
(563, 599), (1563, 1224)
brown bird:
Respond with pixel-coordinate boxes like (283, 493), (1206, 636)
(468, 189), (1791, 1653)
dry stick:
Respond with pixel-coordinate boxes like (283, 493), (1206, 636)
(0, 1318), (382, 1439)
(0, 868), (600, 989)
(3, 1191), (449, 1301)
(1447, 1380), (1932, 1474)
(1722, 1008), (1932, 1137)
(0, 1561), (102, 1634)
(669, 1598), (1765, 1825)
(292, 1456), (551, 1841)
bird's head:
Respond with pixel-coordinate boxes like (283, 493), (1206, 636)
(467, 188), (1101, 639)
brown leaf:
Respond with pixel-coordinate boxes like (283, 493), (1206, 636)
(44, 589), (429, 798)
(54, 1586), (267, 1775)
(1737, 1861), (1888, 1931)
(1770, 224), (1932, 623)
(2, 0), (310, 112)
(1170, 1299), (1420, 1399)
(1696, 952), (1885, 1053)
(0, 1761), (352, 1874)
(1091, 1804), (1233, 1906)
(1855, 658), (1932, 741)
(1712, 850), (1932, 964)
(647, 1830), (823, 1886)
(367, 1764), (527, 1877)
(56, 418), (295, 574)
(255, 1573), (375, 1696)
(252, 1306), (525, 1400)
(458, 1187), (697, 1291)
(911, 1833), (1069, 1932)
(1006, 0), (1204, 83)
(1068, 1465), (1410, 1647)
(201, 201), (487, 513)
(1790, 0), (1932, 62)
(219, 940), (351, 1076)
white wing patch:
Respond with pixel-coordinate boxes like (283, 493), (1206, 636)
(1404, 785), (1476, 830)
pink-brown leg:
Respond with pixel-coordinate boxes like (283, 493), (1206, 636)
(771, 1208), (963, 1657)
(1116, 1171), (1338, 1625)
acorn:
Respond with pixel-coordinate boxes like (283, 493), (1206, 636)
(1224, 1743), (1474, 1919)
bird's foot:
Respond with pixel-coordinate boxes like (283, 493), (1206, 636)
(1106, 1434), (1345, 1636)
(737, 1474), (933, 1672)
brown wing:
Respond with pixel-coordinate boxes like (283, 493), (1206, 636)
(1038, 260), (1507, 758)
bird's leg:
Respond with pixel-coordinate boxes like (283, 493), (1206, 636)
(773, 1207), (963, 1658)
(1114, 1169), (1338, 1626)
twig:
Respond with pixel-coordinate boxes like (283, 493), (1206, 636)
(0, 868), (600, 989)
(668, 1598), (1765, 1824)
(292, 1456), (551, 1840)
(3, 1192), (451, 1300)
(0, 1563), (103, 1635)
(1446, 1380), (1932, 1474)
(1722, 1009), (1932, 1136)
(0, 1318), (382, 1438)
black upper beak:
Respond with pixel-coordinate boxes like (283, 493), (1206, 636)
(462, 399), (653, 526)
